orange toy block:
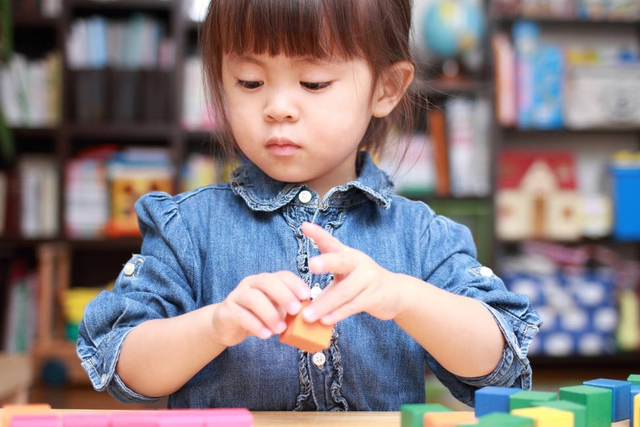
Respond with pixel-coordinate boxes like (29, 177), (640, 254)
(1, 404), (52, 427)
(423, 411), (477, 427)
(279, 300), (333, 353)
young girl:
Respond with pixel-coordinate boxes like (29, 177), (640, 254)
(77, 0), (541, 411)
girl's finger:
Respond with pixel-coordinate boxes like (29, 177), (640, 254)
(247, 272), (309, 314)
(308, 252), (356, 275)
(301, 222), (344, 254)
(235, 287), (287, 334)
(231, 304), (274, 340)
(302, 275), (364, 323)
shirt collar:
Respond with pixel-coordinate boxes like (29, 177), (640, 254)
(230, 151), (394, 212)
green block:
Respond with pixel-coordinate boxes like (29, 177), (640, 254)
(509, 390), (558, 410)
(532, 400), (587, 427)
(459, 412), (534, 427)
(628, 374), (640, 385)
(400, 403), (451, 427)
(560, 385), (612, 427)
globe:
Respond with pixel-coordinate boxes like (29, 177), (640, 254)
(421, 0), (486, 60)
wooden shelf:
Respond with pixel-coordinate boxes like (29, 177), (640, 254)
(67, 237), (142, 251)
(11, 127), (61, 139)
(12, 14), (60, 28)
(68, 0), (175, 11)
(68, 123), (176, 141)
(493, 15), (640, 25)
(531, 353), (640, 380)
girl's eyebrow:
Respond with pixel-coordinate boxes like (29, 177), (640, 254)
(226, 54), (330, 67)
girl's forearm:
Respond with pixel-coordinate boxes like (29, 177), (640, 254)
(116, 304), (226, 397)
(393, 274), (505, 378)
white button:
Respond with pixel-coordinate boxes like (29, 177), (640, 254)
(123, 262), (136, 276)
(298, 190), (312, 203)
(312, 352), (326, 368)
(101, 374), (108, 385)
(480, 267), (493, 277)
(310, 284), (322, 299)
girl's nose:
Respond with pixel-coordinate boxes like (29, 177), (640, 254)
(264, 90), (299, 123)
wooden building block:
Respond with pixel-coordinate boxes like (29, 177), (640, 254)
(475, 386), (522, 417)
(202, 408), (253, 427)
(9, 415), (59, 427)
(278, 301), (333, 353)
(61, 413), (111, 427)
(559, 385), (612, 427)
(111, 412), (159, 427)
(511, 407), (573, 427)
(634, 393), (640, 427)
(463, 412), (534, 427)
(423, 411), (476, 427)
(1, 404), (51, 427)
(628, 374), (640, 385)
(631, 386), (640, 427)
(532, 400), (587, 427)
(584, 378), (632, 422)
(401, 404), (452, 427)
(510, 391), (558, 411)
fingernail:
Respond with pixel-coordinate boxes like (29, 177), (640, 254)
(298, 286), (310, 299)
(274, 321), (287, 334)
(289, 300), (301, 314)
(302, 307), (317, 322)
(308, 258), (323, 272)
(259, 328), (272, 339)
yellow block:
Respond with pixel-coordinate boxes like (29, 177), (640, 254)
(423, 411), (477, 427)
(512, 406), (573, 427)
(634, 393), (640, 427)
(1, 404), (52, 427)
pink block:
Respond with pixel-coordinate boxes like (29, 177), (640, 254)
(111, 412), (159, 427)
(62, 413), (111, 427)
(10, 414), (60, 427)
(202, 408), (253, 427)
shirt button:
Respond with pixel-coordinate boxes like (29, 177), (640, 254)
(101, 374), (108, 385)
(310, 284), (322, 299)
(312, 352), (326, 369)
(298, 190), (312, 203)
(123, 262), (135, 276)
(480, 266), (493, 277)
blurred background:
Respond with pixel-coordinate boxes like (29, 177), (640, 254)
(0, 0), (639, 411)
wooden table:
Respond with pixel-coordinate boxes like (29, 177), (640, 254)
(252, 411), (399, 426)
(0, 409), (632, 426)
(0, 353), (32, 405)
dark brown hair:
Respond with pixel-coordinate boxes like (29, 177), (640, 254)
(200, 0), (416, 162)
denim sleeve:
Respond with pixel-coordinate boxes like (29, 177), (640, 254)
(421, 214), (542, 407)
(76, 192), (200, 404)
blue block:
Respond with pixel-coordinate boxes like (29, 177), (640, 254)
(475, 386), (522, 417)
(584, 378), (631, 422)
(630, 385), (640, 425)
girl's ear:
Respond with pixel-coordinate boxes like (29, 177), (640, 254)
(371, 61), (415, 118)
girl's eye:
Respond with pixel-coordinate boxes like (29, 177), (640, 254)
(237, 80), (263, 89)
(301, 82), (332, 91)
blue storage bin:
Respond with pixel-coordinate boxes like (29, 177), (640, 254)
(611, 165), (640, 241)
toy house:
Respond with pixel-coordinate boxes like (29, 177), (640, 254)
(496, 150), (581, 241)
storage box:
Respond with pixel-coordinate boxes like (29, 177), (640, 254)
(611, 164), (640, 241)
(611, 152), (640, 240)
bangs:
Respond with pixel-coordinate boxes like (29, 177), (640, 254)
(208, 0), (370, 59)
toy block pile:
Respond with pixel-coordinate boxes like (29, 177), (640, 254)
(0, 405), (252, 427)
(402, 374), (640, 427)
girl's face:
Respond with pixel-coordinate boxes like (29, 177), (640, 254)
(222, 53), (380, 198)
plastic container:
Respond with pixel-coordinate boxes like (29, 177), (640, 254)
(610, 152), (640, 241)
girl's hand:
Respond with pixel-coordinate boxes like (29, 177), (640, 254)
(211, 271), (310, 347)
(300, 222), (404, 325)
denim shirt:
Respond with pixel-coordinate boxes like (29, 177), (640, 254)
(77, 151), (541, 411)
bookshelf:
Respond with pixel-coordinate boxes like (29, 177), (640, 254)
(1, 0), (639, 390)
(487, 2), (640, 377)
